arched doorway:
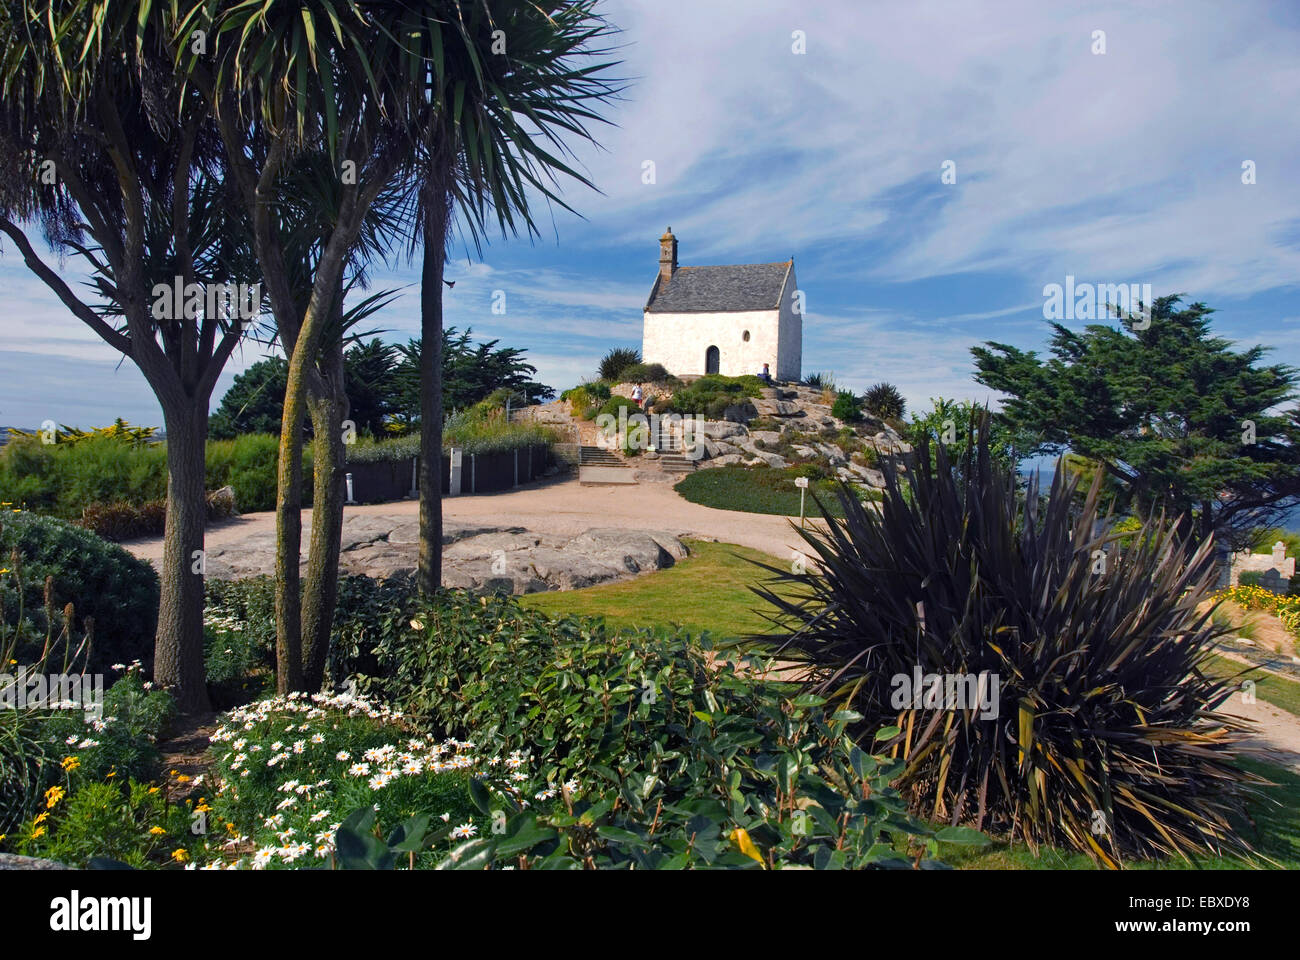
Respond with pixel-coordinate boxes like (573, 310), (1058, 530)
(705, 345), (720, 375)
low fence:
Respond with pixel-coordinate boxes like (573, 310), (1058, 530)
(343, 443), (553, 504)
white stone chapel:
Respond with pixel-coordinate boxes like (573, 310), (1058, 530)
(641, 228), (801, 381)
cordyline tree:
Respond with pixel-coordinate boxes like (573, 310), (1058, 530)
(174, 0), (417, 692)
(973, 296), (1300, 546)
(0, 0), (255, 711)
(404, 0), (622, 595)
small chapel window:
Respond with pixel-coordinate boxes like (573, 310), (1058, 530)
(742, 330), (750, 342)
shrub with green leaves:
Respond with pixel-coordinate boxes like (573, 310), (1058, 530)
(616, 362), (673, 384)
(597, 347), (641, 382)
(862, 382), (906, 420)
(0, 431), (286, 519)
(2, 668), (175, 838)
(831, 390), (861, 422)
(12, 778), (193, 868)
(752, 418), (1259, 866)
(204, 433), (283, 513)
(660, 375), (762, 419)
(205, 574), (419, 697)
(357, 597), (961, 869)
(0, 707), (57, 836)
(199, 692), (483, 869)
(40, 668), (176, 786)
(0, 511), (159, 674)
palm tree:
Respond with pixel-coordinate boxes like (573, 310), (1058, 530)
(172, 0), (621, 686)
(175, 0), (420, 692)
(406, 1), (623, 595)
(0, 0), (250, 712)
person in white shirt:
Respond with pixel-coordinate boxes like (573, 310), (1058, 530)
(631, 384), (643, 408)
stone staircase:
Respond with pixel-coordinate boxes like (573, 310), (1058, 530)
(655, 454), (696, 474)
(579, 445), (637, 485)
(580, 445), (625, 467)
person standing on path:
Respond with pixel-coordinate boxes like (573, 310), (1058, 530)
(631, 383), (643, 409)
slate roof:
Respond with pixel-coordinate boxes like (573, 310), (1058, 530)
(645, 261), (792, 313)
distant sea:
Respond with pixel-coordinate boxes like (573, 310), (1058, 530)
(1020, 461), (1300, 533)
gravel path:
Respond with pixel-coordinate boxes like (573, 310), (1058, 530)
(122, 474), (816, 567)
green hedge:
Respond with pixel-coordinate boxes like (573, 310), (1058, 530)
(0, 433), (284, 519)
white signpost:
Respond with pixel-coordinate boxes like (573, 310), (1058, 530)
(794, 475), (809, 527)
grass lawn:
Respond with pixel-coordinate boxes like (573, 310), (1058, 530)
(520, 539), (800, 637)
(941, 758), (1300, 870)
(674, 465), (878, 518)
(1202, 654), (1300, 718)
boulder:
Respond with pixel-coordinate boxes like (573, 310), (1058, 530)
(722, 401), (758, 422)
(703, 438), (739, 458)
(443, 531), (543, 559)
(749, 451), (788, 468)
(848, 463), (886, 487)
(816, 443), (847, 464)
(206, 485), (239, 518)
(0, 853), (66, 870)
(700, 419), (747, 440)
(701, 454), (744, 468)
(872, 430), (914, 456)
(749, 430), (782, 446)
(752, 398), (802, 417)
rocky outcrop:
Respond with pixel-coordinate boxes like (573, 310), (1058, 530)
(0, 853), (66, 870)
(199, 516), (689, 594)
(699, 420), (748, 440)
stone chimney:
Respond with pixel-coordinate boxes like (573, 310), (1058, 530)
(659, 227), (678, 284)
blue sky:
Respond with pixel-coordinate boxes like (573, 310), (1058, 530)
(2, 0), (1299, 429)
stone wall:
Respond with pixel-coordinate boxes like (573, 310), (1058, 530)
(642, 308), (782, 378)
(777, 265), (802, 381)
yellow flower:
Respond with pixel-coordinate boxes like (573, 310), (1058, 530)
(170, 848), (188, 863)
(30, 825), (45, 839)
(33, 811), (49, 825)
(44, 786), (64, 808)
(195, 802), (211, 813)
(60, 756), (80, 772)
(149, 826), (166, 836)
(175, 774), (191, 783)
(147, 786), (160, 795)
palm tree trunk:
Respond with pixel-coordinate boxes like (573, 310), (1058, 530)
(275, 351), (309, 694)
(302, 345), (348, 690)
(153, 397), (212, 714)
(417, 183), (451, 596)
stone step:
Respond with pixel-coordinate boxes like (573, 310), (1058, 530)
(657, 456), (696, 473)
(579, 465), (638, 485)
(579, 445), (625, 466)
